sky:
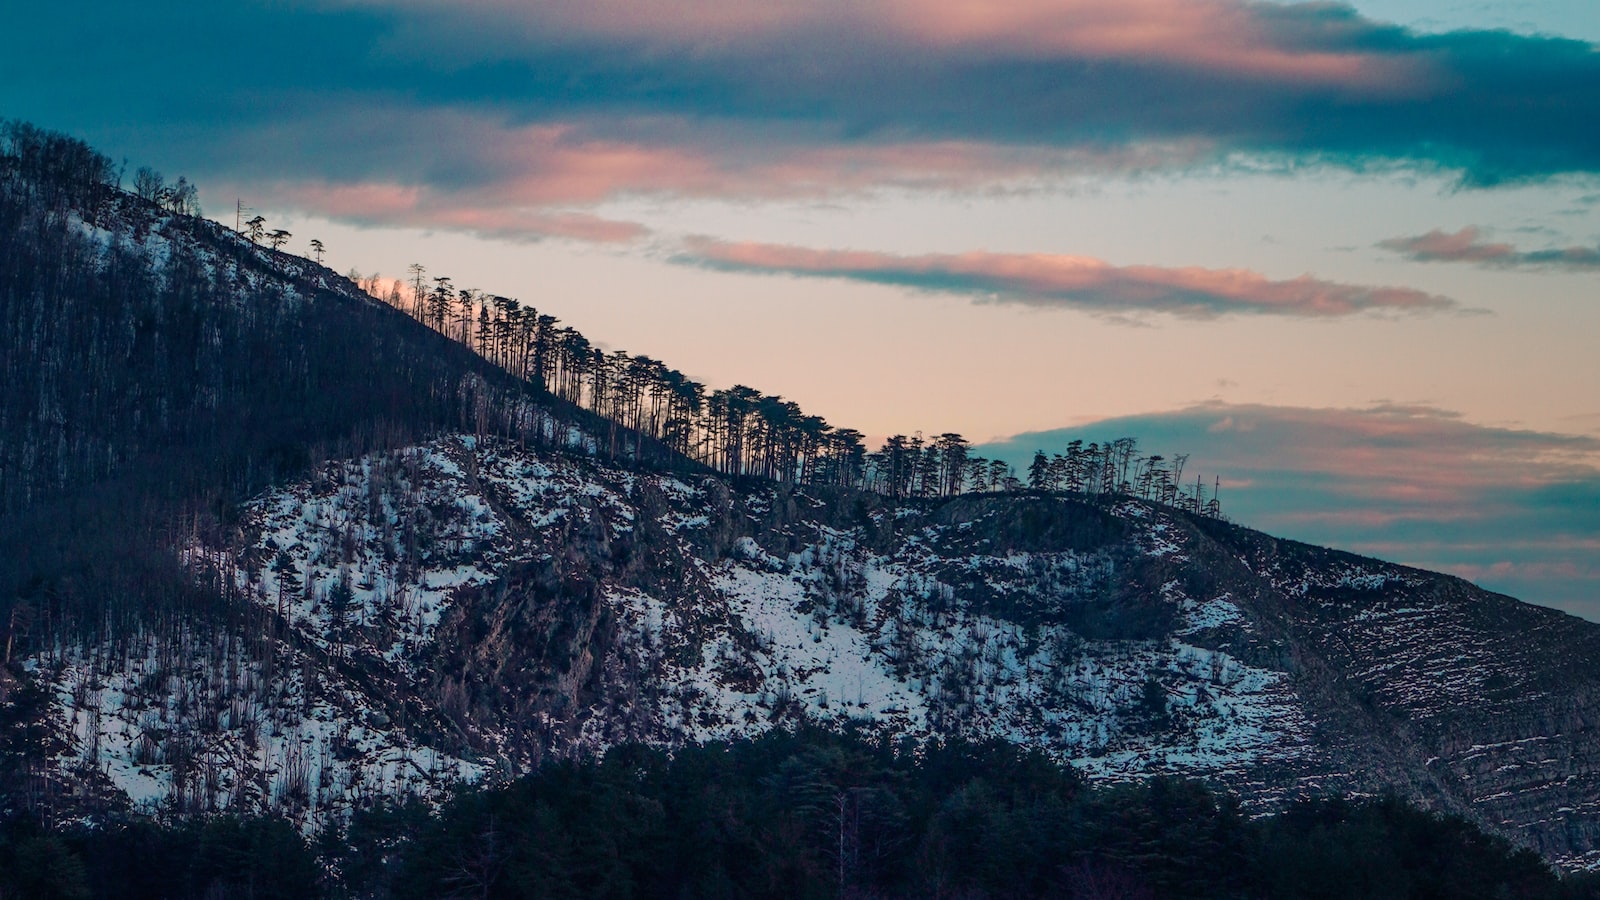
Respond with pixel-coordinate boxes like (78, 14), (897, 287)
(4, 0), (1598, 615)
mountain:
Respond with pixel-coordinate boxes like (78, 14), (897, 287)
(4, 124), (1600, 870)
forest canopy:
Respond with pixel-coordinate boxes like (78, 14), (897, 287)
(1, 727), (1589, 899)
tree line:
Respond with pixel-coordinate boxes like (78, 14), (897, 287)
(0, 116), (1227, 520)
(358, 262), (1227, 516)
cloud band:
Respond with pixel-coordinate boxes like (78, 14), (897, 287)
(675, 238), (1457, 318)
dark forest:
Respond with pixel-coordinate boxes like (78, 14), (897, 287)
(3, 727), (1594, 900)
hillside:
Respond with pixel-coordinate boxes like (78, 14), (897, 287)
(29, 434), (1591, 864)
(0, 122), (673, 657)
(4, 125), (1600, 870)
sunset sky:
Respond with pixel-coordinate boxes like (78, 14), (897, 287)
(6, 0), (1598, 614)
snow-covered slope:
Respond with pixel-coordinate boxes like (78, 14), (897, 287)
(222, 436), (1316, 776)
(30, 434), (1600, 865)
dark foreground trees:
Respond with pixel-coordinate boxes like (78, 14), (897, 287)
(3, 727), (1592, 899)
(0, 814), (320, 900)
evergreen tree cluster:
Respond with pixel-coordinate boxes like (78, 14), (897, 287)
(380, 266), (984, 493)
(1, 728), (1590, 899)
(1027, 441), (1222, 516)
(369, 262), (1228, 515)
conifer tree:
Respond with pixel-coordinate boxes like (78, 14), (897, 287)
(1028, 451), (1050, 490)
(327, 569), (355, 653)
(270, 551), (301, 621)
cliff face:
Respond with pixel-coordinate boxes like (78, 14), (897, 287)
(25, 434), (1600, 865)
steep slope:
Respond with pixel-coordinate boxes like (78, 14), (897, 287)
(22, 434), (1600, 865)
(0, 126), (678, 825)
(1214, 525), (1600, 862)
(0, 125), (669, 653)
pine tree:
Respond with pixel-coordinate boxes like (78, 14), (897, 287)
(1027, 451), (1050, 490)
(327, 568), (355, 653)
(270, 551), (301, 621)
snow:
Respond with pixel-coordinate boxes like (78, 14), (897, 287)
(34, 632), (482, 834)
(38, 435), (1319, 828)
(593, 493), (1313, 780)
(1179, 593), (1248, 634)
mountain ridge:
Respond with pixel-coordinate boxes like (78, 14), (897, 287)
(3, 125), (1600, 870)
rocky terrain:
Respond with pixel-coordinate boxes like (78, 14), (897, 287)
(20, 433), (1600, 866)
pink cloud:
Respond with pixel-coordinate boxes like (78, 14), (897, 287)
(883, 0), (1421, 88)
(677, 238), (1456, 318)
(350, 0), (1426, 90)
(1157, 403), (1600, 518)
(237, 109), (1208, 239)
(274, 178), (650, 244)
(1379, 227), (1517, 263)
(443, 119), (1203, 202)
(1380, 227), (1600, 269)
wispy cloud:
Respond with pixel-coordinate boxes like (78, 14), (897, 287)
(674, 238), (1457, 319)
(980, 403), (1600, 616)
(1380, 227), (1600, 269)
